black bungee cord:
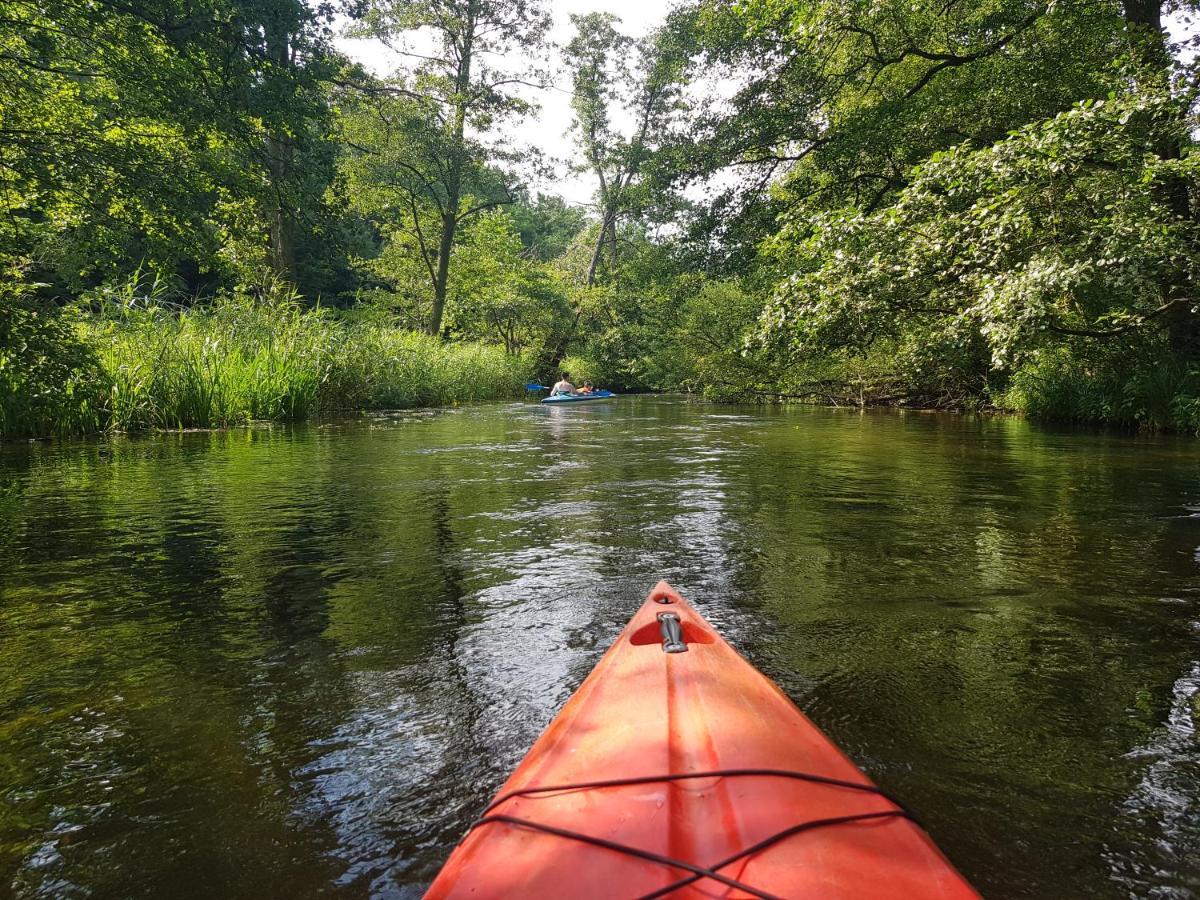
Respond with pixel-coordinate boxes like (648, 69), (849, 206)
(463, 767), (918, 899)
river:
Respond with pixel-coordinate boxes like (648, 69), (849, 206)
(1, 397), (1197, 898)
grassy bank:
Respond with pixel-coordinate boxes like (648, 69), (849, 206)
(1, 290), (532, 439)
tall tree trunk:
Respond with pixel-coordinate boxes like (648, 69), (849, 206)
(265, 17), (295, 283)
(427, 1), (475, 336)
(430, 208), (457, 336)
(585, 206), (615, 287)
(607, 217), (618, 274)
(1123, 0), (1200, 360)
(266, 134), (295, 281)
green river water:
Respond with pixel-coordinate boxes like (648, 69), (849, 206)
(1, 397), (1198, 898)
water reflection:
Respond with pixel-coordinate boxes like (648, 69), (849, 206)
(1, 400), (1198, 898)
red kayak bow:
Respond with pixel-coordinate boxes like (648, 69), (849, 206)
(425, 581), (979, 899)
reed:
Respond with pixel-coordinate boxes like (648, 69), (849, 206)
(90, 293), (329, 430)
(2, 287), (532, 438)
(90, 301), (531, 432)
(323, 322), (531, 410)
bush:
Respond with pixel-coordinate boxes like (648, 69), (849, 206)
(997, 337), (1200, 432)
(0, 278), (105, 438)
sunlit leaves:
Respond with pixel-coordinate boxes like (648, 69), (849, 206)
(761, 81), (1200, 368)
(0, 0), (347, 294)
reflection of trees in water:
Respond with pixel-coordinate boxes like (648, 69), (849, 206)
(723, 411), (1200, 897)
(291, 437), (516, 891)
(372, 471), (492, 888)
(1, 430), (359, 896)
(3, 404), (1200, 898)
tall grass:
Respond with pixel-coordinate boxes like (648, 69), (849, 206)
(91, 291), (334, 430)
(87, 296), (532, 432)
(2, 282), (531, 439)
(326, 320), (532, 410)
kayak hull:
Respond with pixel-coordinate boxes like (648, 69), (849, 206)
(425, 582), (978, 899)
(540, 390), (616, 404)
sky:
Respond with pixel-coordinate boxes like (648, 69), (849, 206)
(334, 1), (679, 209)
(335, 5), (1200, 210)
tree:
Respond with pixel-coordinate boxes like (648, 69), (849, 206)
(660, 0), (1200, 413)
(508, 193), (589, 262)
(1120, 0), (1200, 359)
(759, 85), (1200, 370)
(340, 94), (521, 327)
(352, 0), (550, 335)
(669, 0), (1124, 258)
(563, 12), (685, 288)
(0, 0), (349, 296)
(1, 0), (230, 288)
(253, 0), (345, 284)
(447, 210), (571, 353)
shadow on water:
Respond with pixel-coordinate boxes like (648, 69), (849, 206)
(1, 400), (1198, 898)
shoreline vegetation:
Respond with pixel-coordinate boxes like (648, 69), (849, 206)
(6, 2), (1200, 439)
(5, 276), (1197, 440)
(4, 271), (1200, 439)
(1, 284), (531, 439)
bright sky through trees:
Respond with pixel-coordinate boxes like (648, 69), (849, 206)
(334, 4), (1198, 210)
(335, 0), (676, 208)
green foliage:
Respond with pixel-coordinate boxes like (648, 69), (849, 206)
(616, 0), (1200, 429)
(447, 211), (573, 353)
(89, 281), (328, 430)
(1, 277), (530, 439)
(997, 337), (1200, 432)
(509, 194), (590, 262)
(636, 279), (766, 396)
(9, 0), (1200, 435)
(345, 0), (551, 333)
(1, 0), (349, 296)
(0, 277), (105, 437)
(684, 0), (1122, 220)
(762, 82), (1200, 364)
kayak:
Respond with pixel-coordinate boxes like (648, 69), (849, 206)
(540, 390), (616, 404)
(425, 581), (978, 899)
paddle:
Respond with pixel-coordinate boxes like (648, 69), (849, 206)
(525, 383), (550, 391)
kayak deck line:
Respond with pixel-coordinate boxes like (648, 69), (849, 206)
(425, 581), (979, 899)
(479, 767), (911, 817)
(469, 808), (914, 900)
(470, 811), (784, 900)
(466, 771), (916, 899)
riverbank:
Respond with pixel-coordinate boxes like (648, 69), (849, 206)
(0, 292), (531, 439)
(7, 289), (1199, 439)
(745, 386), (1200, 435)
(693, 342), (1200, 435)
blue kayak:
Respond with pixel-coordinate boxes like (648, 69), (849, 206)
(540, 390), (616, 404)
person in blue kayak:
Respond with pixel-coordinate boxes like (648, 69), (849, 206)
(551, 373), (576, 396)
